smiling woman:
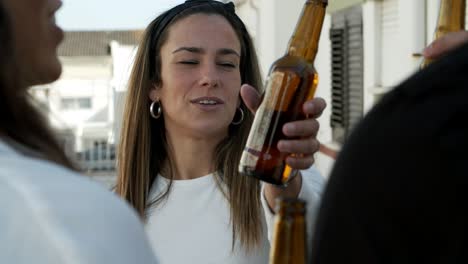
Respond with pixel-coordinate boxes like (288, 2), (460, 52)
(151, 13), (243, 139)
(116, 0), (326, 263)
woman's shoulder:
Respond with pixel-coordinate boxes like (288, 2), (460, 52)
(0, 150), (105, 197)
(0, 139), (84, 185)
(0, 147), (158, 264)
(0, 150), (139, 221)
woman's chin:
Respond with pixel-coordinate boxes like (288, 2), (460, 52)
(28, 62), (62, 86)
(44, 60), (63, 82)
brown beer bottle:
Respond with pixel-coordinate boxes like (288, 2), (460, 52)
(239, 0), (328, 186)
(269, 198), (307, 264)
(421, 0), (465, 68)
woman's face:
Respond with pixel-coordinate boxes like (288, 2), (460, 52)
(3, 0), (64, 86)
(150, 14), (242, 140)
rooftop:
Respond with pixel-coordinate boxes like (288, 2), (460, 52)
(58, 30), (144, 57)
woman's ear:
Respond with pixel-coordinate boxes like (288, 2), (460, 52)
(149, 83), (160, 101)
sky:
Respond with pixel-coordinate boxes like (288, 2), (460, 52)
(56, 0), (183, 30)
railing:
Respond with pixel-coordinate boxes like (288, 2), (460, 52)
(74, 138), (116, 173)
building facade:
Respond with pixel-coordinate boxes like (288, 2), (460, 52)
(31, 30), (141, 177)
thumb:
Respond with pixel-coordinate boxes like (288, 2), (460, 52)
(423, 31), (468, 59)
(240, 84), (262, 113)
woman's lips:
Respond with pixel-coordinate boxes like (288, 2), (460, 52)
(190, 97), (225, 111)
(190, 97), (225, 105)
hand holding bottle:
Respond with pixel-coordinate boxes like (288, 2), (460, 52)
(240, 84), (325, 169)
(239, 0), (327, 189)
(240, 83), (326, 210)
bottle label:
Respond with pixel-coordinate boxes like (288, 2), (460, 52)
(264, 71), (299, 111)
(240, 71), (299, 167)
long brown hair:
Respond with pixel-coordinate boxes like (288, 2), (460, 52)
(0, 3), (75, 169)
(116, 1), (264, 250)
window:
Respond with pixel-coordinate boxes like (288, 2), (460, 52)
(61, 97), (92, 110)
(77, 98), (92, 109)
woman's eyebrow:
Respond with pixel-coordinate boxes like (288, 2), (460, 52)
(217, 48), (240, 57)
(172, 46), (203, 54)
(172, 47), (240, 58)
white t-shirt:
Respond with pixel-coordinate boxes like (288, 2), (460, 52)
(145, 169), (324, 264)
(0, 140), (158, 264)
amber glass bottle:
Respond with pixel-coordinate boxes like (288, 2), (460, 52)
(239, 0), (328, 186)
(421, 0), (465, 68)
(269, 198), (307, 264)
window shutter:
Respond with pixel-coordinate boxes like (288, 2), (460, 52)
(330, 5), (364, 144)
(330, 27), (347, 144)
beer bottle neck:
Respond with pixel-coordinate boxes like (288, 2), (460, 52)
(421, 0), (465, 68)
(287, 0), (327, 63)
(435, 0), (465, 39)
(275, 198), (306, 216)
(270, 198), (307, 264)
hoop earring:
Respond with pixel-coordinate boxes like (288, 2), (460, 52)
(150, 100), (162, 119)
(231, 107), (244, 125)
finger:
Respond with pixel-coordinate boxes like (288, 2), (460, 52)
(277, 138), (320, 155)
(240, 84), (262, 113)
(285, 154), (315, 170)
(303, 97), (327, 118)
(423, 31), (468, 59)
(283, 119), (320, 137)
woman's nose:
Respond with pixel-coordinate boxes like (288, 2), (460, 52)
(198, 64), (219, 88)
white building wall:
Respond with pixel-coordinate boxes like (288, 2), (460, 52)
(363, 0), (383, 112)
(110, 42), (138, 145)
(43, 45), (138, 151)
(49, 79), (110, 127)
(380, 0), (403, 88)
(30, 39), (139, 176)
(48, 57), (112, 130)
(363, 0), (427, 111)
(398, 0), (426, 79)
